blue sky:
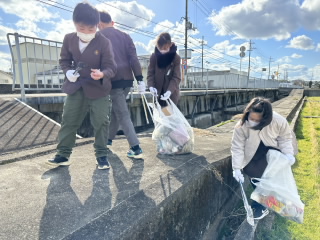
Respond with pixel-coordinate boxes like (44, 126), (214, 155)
(0, 0), (319, 81)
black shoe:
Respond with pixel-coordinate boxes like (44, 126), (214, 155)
(47, 155), (70, 166)
(127, 146), (143, 159)
(107, 139), (112, 146)
(252, 203), (269, 220)
(96, 156), (110, 170)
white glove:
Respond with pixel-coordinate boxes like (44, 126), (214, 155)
(137, 81), (146, 94)
(66, 70), (80, 83)
(149, 87), (158, 96)
(233, 169), (244, 183)
(160, 90), (171, 101)
(285, 154), (295, 166)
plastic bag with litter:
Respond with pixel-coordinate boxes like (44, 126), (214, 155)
(144, 97), (194, 155)
(250, 150), (304, 223)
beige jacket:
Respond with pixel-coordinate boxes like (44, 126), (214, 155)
(231, 112), (294, 170)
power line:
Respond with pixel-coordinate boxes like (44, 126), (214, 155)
(35, 0), (247, 71)
(96, 0), (186, 36)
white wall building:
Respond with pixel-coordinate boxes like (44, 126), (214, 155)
(0, 70), (13, 84)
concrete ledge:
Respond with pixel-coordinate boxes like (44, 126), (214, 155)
(0, 90), (304, 240)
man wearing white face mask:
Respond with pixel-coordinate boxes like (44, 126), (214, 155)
(47, 2), (117, 170)
(147, 32), (181, 107)
(231, 97), (297, 220)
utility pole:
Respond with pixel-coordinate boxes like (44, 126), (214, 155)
(267, 56), (273, 80)
(201, 36), (204, 79)
(247, 40), (253, 88)
(185, 0), (188, 71)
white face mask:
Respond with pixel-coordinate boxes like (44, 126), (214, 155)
(77, 31), (96, 42)
(248, 119), (260, 127)
(157, 46), (170, 54)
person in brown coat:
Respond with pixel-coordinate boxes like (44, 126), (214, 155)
(98, 11), (144, 159)
(47, 2), (117, 169)
(147, 32), (181, 106)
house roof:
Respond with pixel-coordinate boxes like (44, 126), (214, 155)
(0, 70), (13, 77)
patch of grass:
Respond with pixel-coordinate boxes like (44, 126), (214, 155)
(216, 120), (235, 127)
(257, 97), (320, 239)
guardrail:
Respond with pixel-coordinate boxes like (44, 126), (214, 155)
(7, 33), (63, 101)
(7, 32), (280, 102)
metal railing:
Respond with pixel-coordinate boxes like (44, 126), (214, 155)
(7, 33), (279, 102)
(7, 33), (64, 101)
(180, 66), (279, 90)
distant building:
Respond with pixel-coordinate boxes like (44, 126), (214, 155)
(137, 54), (150, 79)
(35, 65), (64, 86)
(11, 41), (62, 85)
(0, 70), (13, 84)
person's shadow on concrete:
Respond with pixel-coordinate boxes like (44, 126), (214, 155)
(108, 154), (150, 206)
(157, 152), (208, 186)
(39, 166), (112, 240)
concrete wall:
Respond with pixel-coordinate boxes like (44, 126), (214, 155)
(23, 89), (278, 137)
(304, 89), (320, 96)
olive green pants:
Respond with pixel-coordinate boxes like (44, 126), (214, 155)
(56, 89), (110, 158)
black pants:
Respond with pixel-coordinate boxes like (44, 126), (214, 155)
(243, 141), (280, 178)
(243, 141), (280, 209)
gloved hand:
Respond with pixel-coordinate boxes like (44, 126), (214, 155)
(149, 87), (158, 97)
(233, 169), (244, 183)
(66, 70), (80, 82)
(285, 154), (295, 166)
(160, 90), (171, 101)
(137, 81), (146, 94)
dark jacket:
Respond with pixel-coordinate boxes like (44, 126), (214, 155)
(99, 27), (143, 89)
(59, 32), (117, 99)
(147, 44), (181, 104)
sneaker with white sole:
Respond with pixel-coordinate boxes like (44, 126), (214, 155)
(96, 156), (110, 170)
(127, 147), (143, 159)
(253, 207), (269, 220)
(107, 139), (112, 146)
(47, 155), (70, 166)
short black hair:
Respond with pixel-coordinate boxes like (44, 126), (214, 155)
(241, 97), (273, 130)
(100, 11), (112, 23)
(156, 32), (171, 48)
(73, 2), (100, 26)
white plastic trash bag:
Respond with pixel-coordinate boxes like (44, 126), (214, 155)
(147, 98), (194, 154)
(250, 150), (304, 223)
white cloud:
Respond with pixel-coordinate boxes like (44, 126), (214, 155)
(286, 35), (315, 50)
(134, 41), (149, 55)
(208, 0), (301, 40)
(291, 53), (303, 58)
(0, 0), (57, 22)
(316, 43), (320, 52)
(15, 19), (42, 38)
(96, 1), (155, 29)
(153, 20), (174, 33)
(301, 0), (320, 30)
(0, 25), (15, 45)
(274, 53), (303, 65)
(45, 19), (75, 42)
(207, 0), (320, 41)
(0, 51), (12, 72)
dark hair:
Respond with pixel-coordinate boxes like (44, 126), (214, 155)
(241, 97), (273, 130)
(73, 2), (100, 26)
(156, 32), (171, 48)
(100, 11), (112, 23)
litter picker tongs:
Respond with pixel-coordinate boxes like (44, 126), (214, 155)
(73, 62), (87, 75)
(239, 181), (255, 226)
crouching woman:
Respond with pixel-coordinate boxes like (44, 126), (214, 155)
(231, 97), (296, 219)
